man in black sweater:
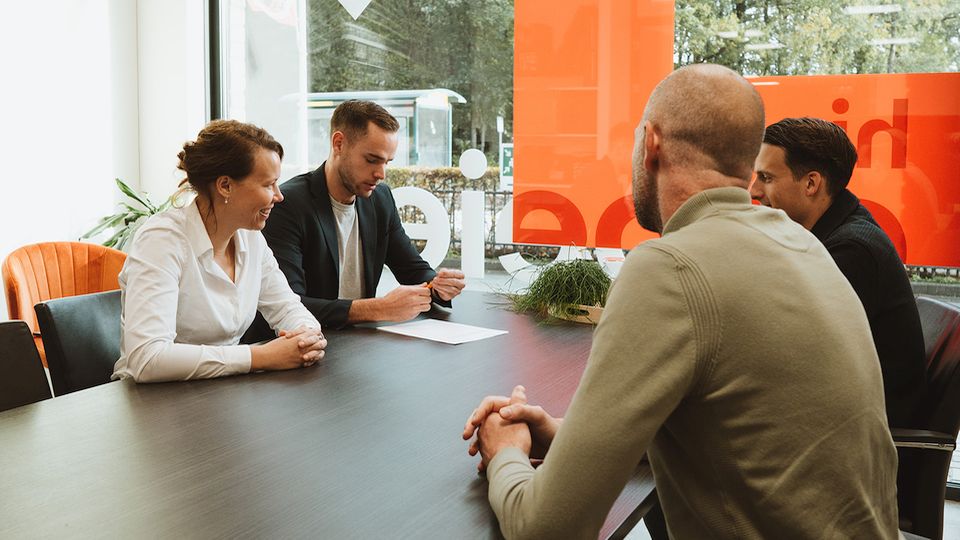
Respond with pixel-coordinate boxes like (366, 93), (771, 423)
(751, 117), (925, 429)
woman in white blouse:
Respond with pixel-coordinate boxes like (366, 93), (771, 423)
(113, 120), (326, 382)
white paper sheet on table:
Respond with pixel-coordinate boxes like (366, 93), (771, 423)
(376, 319), (508, 345)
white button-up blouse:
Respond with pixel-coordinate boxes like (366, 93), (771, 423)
(112, 201), (320, 382)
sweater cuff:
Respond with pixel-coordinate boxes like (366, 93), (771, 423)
(486, 447), (536, 529)
(487, 446), (532, 476)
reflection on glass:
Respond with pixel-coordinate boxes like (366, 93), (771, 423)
(307, 0), (514, 168)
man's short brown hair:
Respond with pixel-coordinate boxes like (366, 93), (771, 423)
(331, 100), (400, 140)
(763, 117), (858, 196)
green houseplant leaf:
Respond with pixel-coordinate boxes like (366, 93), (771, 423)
(82, 213), (128, 239)
(115, 178), (159, 213)
(81, 178), (178, 251)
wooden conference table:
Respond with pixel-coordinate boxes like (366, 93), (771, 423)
(0, 291), (654, 538)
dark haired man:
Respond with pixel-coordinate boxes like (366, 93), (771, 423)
(752, 117), (924, 429)
(253, 100), (465, 331)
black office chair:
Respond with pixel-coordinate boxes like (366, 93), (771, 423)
(894, 296), (960, 540)
(0, 320), (52, 412)
(35, 290), (121, 396)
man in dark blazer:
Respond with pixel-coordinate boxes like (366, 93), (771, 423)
(751, 116), (925, 429)
(256, 100), (465, 332)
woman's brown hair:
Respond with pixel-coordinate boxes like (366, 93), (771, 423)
(177, 120), (284, 199)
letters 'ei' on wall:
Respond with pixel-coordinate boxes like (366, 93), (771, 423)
(513, 0), (960, 266)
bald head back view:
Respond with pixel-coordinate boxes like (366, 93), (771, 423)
(633, 64), (765, 232)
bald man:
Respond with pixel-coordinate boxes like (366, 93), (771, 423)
(462, 65), (899, 538)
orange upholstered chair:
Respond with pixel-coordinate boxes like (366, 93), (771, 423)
(2, 242), (127, 367)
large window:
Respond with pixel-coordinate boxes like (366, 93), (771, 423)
(216, 0), (513, 177)
(675, 1), (959, 75)
(216, 0), (517, 273)
(214, 0), (960, 495)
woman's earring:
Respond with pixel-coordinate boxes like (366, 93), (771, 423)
(224, 198), (229, 204)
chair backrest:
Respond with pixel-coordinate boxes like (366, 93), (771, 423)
(916, 296), (960, 434)
(0, 321), (52, 412)
(897, 296), (960, 539)
(35, 290), (122, 396)
(2, 242), (126, 333)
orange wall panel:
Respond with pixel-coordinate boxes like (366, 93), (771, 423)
(513, 0), (673, 250)
(755, 73), (960, 265)
(513, 0), (960, 266)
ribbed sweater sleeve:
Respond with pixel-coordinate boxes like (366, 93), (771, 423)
(487, 243), (711, 539)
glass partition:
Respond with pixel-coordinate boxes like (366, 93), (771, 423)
(215, 0), (960, 490)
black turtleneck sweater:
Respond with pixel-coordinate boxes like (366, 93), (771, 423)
(811, 189), (926, 428)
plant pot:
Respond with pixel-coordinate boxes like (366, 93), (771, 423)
(548, 304), (604, 324)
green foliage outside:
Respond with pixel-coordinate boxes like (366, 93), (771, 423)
(383, 166), (501, 192)
(307, 1), (956, 170)
(676, 1), (959, 75)
(908, 266), (960, 283)
(308, 0), (514, 161)
(383, 166), (500, 241)
(914, 275), (960, 284)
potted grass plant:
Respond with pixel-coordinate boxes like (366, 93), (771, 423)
(81, 178), (178, 251)
(510, 259), (612, 324)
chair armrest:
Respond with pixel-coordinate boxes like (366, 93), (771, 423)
(900, 529), (931, 540)
(891, 428), (956, 451)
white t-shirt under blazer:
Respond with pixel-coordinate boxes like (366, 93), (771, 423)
(112, 200), (320, 382)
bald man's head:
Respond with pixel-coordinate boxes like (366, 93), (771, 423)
(632, 64), (765, 232)
(645, 64), (765, 180)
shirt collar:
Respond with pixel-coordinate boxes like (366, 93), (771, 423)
(329, 195), (355, 212)
(662, 186), (753, 236)
(183, 199), (248, 259)
(810, 189), (859, 242)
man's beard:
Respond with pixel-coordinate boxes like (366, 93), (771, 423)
(632, 167), (663, 234)
(338, 168), (358, 198)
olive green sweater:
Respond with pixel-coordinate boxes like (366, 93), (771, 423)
(487, 187), (899, 539)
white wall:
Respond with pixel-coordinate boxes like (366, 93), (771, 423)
(0, 0), (207, 320)
(0, 0), (138, 319)
(137, 0), (207, 200)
